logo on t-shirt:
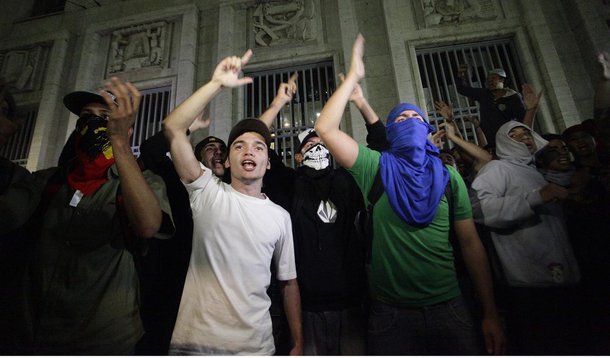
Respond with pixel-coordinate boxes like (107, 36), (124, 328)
(317, 199), (337, 223)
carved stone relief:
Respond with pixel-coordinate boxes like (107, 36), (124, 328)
(0, 45), (49, 92)
(250, 0), (316, 47)
(420, 0), (497, 27)
(107, 21), (170, 75)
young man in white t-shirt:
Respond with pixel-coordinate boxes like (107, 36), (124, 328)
(163, 50), (303, 355)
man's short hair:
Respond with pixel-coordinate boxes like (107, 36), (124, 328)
(63, 90), (117, 116)
(227, 118), (272, 150)
(194, 136), (227, 161)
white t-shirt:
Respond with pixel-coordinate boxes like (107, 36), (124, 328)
(169, 164), (296, 355)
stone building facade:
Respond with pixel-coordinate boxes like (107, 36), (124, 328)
(0, 0), (608, 171)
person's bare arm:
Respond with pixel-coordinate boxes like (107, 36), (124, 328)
(259, 73), (298, 129)
(281, 279), (303, 355)
(440, 121), (492, 170)
(104, 77), (160, 238)
(467, 116), (488, 147)
(163, 50), (253, 183)
(314, 35), (365, 169)
(454, 218), (506, 355)
(339, 73), (380, 125)
(187, 113), (211, 134)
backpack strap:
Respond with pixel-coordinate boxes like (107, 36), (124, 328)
(354, 169), (384, 263)
(445, 174), (468, 278)
(367, 169), (384, 207)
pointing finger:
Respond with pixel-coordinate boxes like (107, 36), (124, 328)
(241, 49), (253, 66)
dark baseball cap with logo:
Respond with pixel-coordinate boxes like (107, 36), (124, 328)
(63, 90), (118, 116)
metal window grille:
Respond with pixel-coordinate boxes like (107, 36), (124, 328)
(244, 61), (335, 168)
(0, 106), (38, 166)
(131, 85), (172, 155)
(416, 38), (525, 145)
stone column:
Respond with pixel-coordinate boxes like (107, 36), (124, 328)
(336, 0), (368, 143)
(28, 33), (72, 171)
(518, 0), (582, 130)
(209, 4), (236, 141)
(175, 7), (198, 109)
(381, 0), (418, 105)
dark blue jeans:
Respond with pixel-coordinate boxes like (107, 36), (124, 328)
(367, 295), (480, 355)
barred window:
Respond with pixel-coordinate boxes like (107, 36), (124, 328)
(416, 38), (525, 144)
(131, 85), (172, 155)
(0, 106), (37, 166)
(244, 61), (335, 168)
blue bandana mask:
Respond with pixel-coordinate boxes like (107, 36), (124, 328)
(379, 103), (449, 227)
(386, 119), (435, 156)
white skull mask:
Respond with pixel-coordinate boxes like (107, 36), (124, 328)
(302, 143), (331, 170)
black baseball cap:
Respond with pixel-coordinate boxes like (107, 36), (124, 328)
(194, 136), (227, 161)
(63, 90), (117, 116)
(227, 118), (272, 150)
(295, 128), (318, 152)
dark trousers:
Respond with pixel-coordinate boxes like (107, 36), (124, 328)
(367, 295), (480, 355)
(302, 306), (367, 355)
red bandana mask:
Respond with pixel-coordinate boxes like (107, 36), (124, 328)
(67, 114), (115, 196)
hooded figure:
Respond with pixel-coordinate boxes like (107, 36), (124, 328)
(471, 120), (579, 286)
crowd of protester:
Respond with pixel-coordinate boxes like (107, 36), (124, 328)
(0, 34), (608, 355)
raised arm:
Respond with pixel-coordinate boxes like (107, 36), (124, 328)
(340, 72), (388, 151)
(339, 73), (379, 125)
(521, 83), (542, 128)
(439, 121), (492, 171)
(163, 50), (253, 183)
(314, 35), (364, 169)
(103, 77), (160, 238)
(455, 64), (483, 100)
(468, 116), (488, 147)
(259, 73), (298, 129)
(594, 51), (610, 120)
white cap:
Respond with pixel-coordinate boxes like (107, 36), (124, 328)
(488, 68), (506, 78)
(296, 128), (318, 151)
(298, 128), (316, 143)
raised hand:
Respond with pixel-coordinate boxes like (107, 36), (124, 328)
(188, 113), (212, 133)
(101, 77), (141, 142)
(438, 121), (458, 140)
(431, 130), (446, 149)
(434, 100), (454, 121)
(466, 115), (480, 128)
(339, 73), (365, 103)
(598, 51), (610, 80)
(348, 34), (365, 82)
(273, 73), (298, 107)
(212, 49), (254, 88)
(521, 83), (543, 110)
